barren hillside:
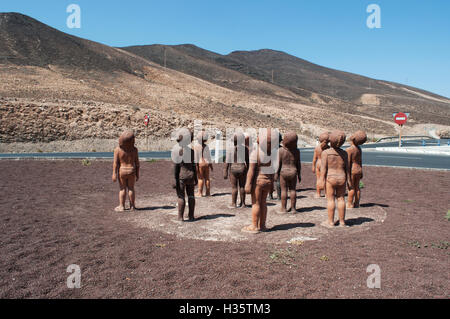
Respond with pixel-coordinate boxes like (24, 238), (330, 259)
(0, 13), (448, 152)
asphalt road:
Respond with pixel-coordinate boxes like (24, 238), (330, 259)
(1, 139), (449, 170)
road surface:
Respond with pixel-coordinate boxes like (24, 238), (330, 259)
(1, 140), (449, 170)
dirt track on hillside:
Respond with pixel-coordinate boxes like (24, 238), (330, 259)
(0, 160), (448, 298)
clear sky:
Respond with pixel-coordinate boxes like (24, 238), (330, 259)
(1, 0), (449, 98)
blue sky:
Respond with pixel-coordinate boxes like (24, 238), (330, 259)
(1, 0), (449, 98)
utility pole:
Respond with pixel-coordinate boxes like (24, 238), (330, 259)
(164, 48), (167, 68)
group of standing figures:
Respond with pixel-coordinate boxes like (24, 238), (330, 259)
(112, 128), (367, 234)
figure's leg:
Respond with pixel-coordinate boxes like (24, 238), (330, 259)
(242, 185), (261, 233)
(347, 174), (356, 209)
(251, 188), (256, 205)
(115, 174), (127, 212)
(315, 167), (322, 198)
(324, 181), (336, 227)
(353, 175), (362, 208)
(229, 173), (238, 208)
(279, 176), (288, 213)
(205, 166), (211, 196)
(276, 178), (281, 201)
(186, 184), (196, 221)
(289, 178), (297, 212)
(196, 167), (204, 197)
(177, 183), (186, 221)
(238, 173), (246, 207)
(259, 184), (271, 231)
(336, 185), (347, 226)
(127, 175), (137, 210)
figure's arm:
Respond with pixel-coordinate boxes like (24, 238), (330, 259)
(173, 163), (181, 189)
(193, 165), (198, 186)
(360, 147), (363, 179)
(135, 148), (140, 182)
(318, 151), (327, 189)
(345, 152), (353, 189)
(312, 148), (318, 173)
(245, 162), (256, 194)
(192, 149), (198, 186)
(112, 148), (119, 182)
(296, 149), (301, 183)
(206, 146), (213, 171)
(275, 149), (282, 181)
(223, 163), (230, 179)
(347, 149), (353, 182)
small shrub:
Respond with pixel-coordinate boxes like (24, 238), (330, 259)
(37, 149), (43, 153)
(446, 210), (450, 221)
(319, 255), (329, 261)
(268, 248), (296, 266)
(359, 181), (365, 189)
(81, 159), (91, 166)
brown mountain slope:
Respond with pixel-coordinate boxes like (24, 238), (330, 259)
(124, 44), (450, 126)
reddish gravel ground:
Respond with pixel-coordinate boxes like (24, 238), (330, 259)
(0, 159), (448, 298)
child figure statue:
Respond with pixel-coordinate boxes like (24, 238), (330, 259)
(242, 128), (277, 234)
(195, 131), (213, 197)
(269, 132), (283, 201)
(346, 130), (367, 208)
(112, 130), (140, 212)
(318, 130), (352, 227)
(172, 129), (198, 221)
(223, 132), (249, 208)
(312, 132), (329, 198)
(275, 131), (301, 213)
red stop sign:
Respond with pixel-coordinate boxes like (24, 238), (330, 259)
(394, 112), (407, 125)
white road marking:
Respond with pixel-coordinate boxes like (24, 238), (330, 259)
(376, 155), (423, 160)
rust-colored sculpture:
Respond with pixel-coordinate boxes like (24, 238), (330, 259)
(346, 130), (367, 209)
(269, 132), (283, 201)
(223, 132), (249, 208)
(312, 132), (330, 198)
(276, 131), (301, 213)
(112, 130), (140, 212)
(173, 130), (198, 221)
(195, 131), (213, 197)
(319, 130), (352, 227)
(242, 129), (276, 233)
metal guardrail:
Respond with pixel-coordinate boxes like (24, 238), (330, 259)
(375, 135), (433, 143)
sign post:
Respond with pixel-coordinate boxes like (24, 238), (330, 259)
(144, 114), (150, 151)
(393, 112), (408, 147)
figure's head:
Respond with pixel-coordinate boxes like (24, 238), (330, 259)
(244, 133), (250, 147)
(318, 131), (330, 149)
(257, 128), (277, 155)
(283, 131), (298, 150)
(176, 128), (193, 146)
(119, 130), (135, 151)
(233, 132), (245, 146)
(329, 130), (346, 148)
(350, 130), (367, 146)
(197, 131), (208, 144)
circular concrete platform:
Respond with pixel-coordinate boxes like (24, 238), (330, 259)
(119, 188), (387, 244)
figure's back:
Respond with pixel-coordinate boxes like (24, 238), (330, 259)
(324, 148), (346, 177)
(348, 145), (362, 174)
(117, 146), (137, 167)
(180, 146), (196, 181)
